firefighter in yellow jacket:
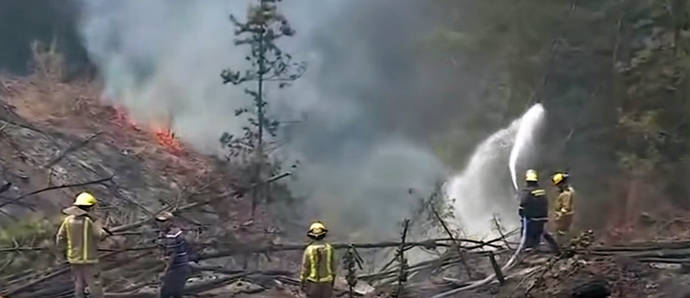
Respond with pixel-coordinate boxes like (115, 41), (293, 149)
(55, 192), (110, 298)
(300, 221), (336, 298)
(552, 172), (575, 245)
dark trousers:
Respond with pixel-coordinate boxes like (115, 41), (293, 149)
(160, 265), (190, 298)
(306, 281), (333, 298)
(524, 219), (560, 254)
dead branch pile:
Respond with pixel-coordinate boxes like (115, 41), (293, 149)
(0, 229), (511, 297)
(0, 172), (296, 297)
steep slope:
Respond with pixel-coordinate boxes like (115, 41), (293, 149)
(0, 74), (243, 222)
(0, 74), (292, 297)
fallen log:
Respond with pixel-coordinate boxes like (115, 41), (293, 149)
(3, 266), (71, 296)
(1, 247), (151, 296)
(0, 236), (504, 257)
(637, 257), (690, 264)
(109, 172), (292, 233)
(599, 240), (690, 248)
(588, 248), (690, 259)
(0, 246), (49, 253)
(588, 241), (690, 253)
(360, 254), (468, 282)
(198, 237), (505, 261)
(191, 265), (291, 276)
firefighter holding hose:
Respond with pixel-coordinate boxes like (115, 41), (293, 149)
(518, 169), (560, 254)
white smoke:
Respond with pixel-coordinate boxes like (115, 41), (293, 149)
(79, 0), (252, 151)
(77, 0), (448, 238)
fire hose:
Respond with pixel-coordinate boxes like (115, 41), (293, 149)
(430, 214), (528, 298)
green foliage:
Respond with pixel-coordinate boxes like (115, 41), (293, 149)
(342, 245), (364, 297)
(0, 216), (59, 275)
(0, 0), (89, 75)
(429, 0), (690, 214)
(614, 1), (690, 186)
(0, 217), (55, 243)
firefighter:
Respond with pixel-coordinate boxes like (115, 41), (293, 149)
(518, 169), (560, 254)
(156, 211), (191, 298)
(56, 192), (110, 298)
(552, 172), (575, 245)
(300, 221), (336, 298)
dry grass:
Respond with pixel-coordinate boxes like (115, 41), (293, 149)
(29, 39), (64, 82)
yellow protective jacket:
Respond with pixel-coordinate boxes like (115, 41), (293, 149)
(56, 207), (108, 264)
(555, 186), (575, 217)
(300, 242), (335, 283)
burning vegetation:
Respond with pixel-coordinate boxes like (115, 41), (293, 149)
(111, 106), (185, 155)
(2, 0), (690, 297)
(154, 128), (184, 155)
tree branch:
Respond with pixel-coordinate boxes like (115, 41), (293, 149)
(109, 172), (291, 233)
(0, 175), (114, 209)
(44, 131), (103, 168)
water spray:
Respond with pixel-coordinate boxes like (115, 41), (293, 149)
(509, 103), (545, 191)
(505, 103), (545, 274)
(434, 103), (545, 298)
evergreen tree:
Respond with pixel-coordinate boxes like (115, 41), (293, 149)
(220, 0), (305, 215)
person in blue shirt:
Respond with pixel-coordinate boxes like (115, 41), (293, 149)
(156, 211), (191, 298)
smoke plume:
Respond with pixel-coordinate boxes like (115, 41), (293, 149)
(77, 0), (497, 239)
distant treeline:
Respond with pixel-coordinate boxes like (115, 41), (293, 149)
(0, 0), (91, 76)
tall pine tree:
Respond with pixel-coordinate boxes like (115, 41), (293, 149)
(221, 0), (305, 216)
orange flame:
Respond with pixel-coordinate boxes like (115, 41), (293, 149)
(111, 105), (184, 155)
(154, 128), (184, 155)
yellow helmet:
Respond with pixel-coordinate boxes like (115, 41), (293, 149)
(307, 221), (328, 237)
(552, 172), (569, 185)
(525, 169), (538, 182)
(74, 192), (96, 206)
